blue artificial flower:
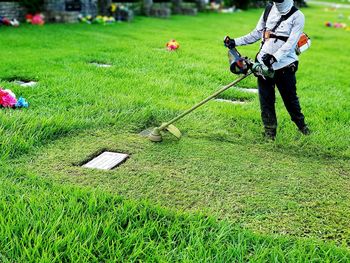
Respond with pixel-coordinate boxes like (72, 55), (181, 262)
(15, 97), (29, 108)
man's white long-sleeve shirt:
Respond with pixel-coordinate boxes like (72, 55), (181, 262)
(234, 5), (305, 70)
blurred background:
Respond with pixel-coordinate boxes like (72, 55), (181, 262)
(0, 0), (308, 24)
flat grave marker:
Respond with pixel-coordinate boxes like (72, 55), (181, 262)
(236, 87), (259, 94)
(215, 98), (247, 105)
(82, 151), (129, 170)
(90, 62), (112, 68)
(14, 80), (37, 87)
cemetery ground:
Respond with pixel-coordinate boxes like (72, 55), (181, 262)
(0, 4), (349, 262)
(311, 0), (350, 4)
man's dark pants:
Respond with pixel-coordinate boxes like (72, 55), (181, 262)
(257, 62), (306, 135)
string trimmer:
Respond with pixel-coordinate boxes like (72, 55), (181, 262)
(144, 46), (274, 142)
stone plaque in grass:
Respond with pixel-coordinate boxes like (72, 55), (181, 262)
(215, 98), (247, 105)
(14, 80), (37, 87)
(90, 62), (112, 68)
(236, 87), (258, 94)
(82, 151), (129, 170)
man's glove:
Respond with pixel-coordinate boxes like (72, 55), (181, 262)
(252, 63), (275, 79)
(262, 54), (277, 68)
(224, 36), (236, 49)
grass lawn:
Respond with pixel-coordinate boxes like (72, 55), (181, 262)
(310, 0), (350, 4)
(0, 4), (350, 262)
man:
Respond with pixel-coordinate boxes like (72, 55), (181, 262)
(224, 0), (310, 140)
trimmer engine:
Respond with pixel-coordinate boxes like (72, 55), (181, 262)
(228, 47), (252, 75)
(228, 47), (274, 79)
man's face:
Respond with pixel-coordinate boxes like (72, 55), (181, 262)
(273, 0), (293, 14)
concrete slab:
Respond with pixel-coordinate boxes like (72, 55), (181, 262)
(82, 151), (129, 170)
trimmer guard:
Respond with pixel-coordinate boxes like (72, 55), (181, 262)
(164, 124), (182, 139)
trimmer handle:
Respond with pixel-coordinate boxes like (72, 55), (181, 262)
(251, 63), (275, 79)
(224, 36), (231, 46)
(224, 36), (235, 49)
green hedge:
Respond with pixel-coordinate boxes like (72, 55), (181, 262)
(19, 0), (44, 13)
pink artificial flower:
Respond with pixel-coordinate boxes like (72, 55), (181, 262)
(31, 14), (45, 25)
(0, 88), (17, 108)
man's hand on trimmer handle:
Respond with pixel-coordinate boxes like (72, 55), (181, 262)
(224, 36), (236, 49)
(261, 54), (277, 68)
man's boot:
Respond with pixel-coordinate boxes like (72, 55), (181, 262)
(298, 124), (311, 135)
(264, 127), (276, 141)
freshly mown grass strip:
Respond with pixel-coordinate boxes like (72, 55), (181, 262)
(17, 129), (350, 245)
(0, 166), (349, 262)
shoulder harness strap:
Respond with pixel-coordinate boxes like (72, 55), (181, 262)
(263, 3), (273, 23)
(271, 6), (299, 32)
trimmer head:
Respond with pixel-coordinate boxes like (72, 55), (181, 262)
(140, 124), (182, 142)
(148, 128), (163, 142)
